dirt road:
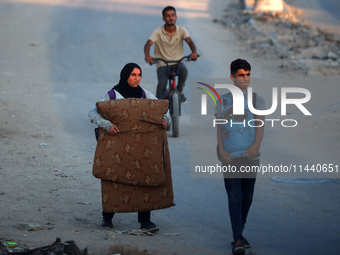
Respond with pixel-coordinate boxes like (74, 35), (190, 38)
(0, 0), (339, 254)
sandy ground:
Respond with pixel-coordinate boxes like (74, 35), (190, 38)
(0, 0), (339, 254)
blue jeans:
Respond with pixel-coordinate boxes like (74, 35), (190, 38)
(223, 158), (258, 240)
(156, 63), (188, 99)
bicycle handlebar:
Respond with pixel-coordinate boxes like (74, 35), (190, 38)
(151, 54), (199, 66)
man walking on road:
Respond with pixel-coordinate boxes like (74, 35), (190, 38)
(144, 6), (198, 104)
(216, 59), (265, 255)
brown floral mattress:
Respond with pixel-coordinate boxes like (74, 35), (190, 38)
(92, 98), (174, 213)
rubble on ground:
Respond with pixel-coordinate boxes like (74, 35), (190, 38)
(216, 1), (340, 76)
(0, 238), (87, 255)
(0, 237), (153, 255)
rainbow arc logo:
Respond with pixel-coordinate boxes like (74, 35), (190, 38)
(196, 82), (222, 115)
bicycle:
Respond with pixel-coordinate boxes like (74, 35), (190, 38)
(152, 55), (198, 137)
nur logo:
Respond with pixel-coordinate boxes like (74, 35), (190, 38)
(196, 82), (312, 128)
(197, 83), (312, 116)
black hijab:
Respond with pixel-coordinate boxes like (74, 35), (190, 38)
(113, 63), (143, 98)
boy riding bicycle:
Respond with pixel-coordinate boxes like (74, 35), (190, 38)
(144, 6), (198, 104)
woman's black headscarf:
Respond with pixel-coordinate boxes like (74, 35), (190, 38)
(113, 63), (143, 98)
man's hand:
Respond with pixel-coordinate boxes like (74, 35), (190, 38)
(190, 53), (198, 61)
(160, 118), (168, 129)
(219, 147), (232, 163)
(145, 56), (154, 65)
(246, 144), (260, 159)
(108, 125), (120, 135)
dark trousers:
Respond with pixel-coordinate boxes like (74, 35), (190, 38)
(223, 158), (258, 240)
(102, 211), (151, 223)
(156, 63), (188, 99)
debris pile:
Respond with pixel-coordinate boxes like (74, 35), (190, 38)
(0, 238), (87, 255)
(0, 237), (153, 255)
(217, 1), (340, 75)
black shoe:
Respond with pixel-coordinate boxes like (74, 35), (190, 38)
(140, 221), (159, 233)
(231, 237), (250, 249)
(102, 218), (113, 228)
(232, 239), (245, 255)
(242, 238), (250, 249)
(180, 94), (187, 104)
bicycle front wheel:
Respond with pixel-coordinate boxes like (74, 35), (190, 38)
(171, 92), (180, 137)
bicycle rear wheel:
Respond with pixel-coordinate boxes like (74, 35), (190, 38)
(171, 92), (180, 137)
